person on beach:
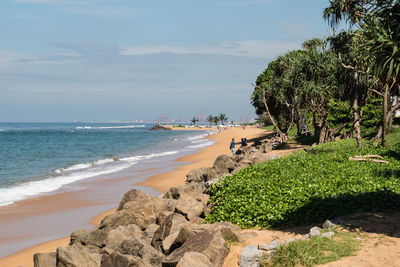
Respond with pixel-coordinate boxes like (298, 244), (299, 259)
(230, 138), (236, 155)
(241, 138), (245, 147)
(244, 138), (248, 146)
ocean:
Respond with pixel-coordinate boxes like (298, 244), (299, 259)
(0, 122), (214, 207)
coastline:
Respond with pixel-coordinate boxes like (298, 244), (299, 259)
(0, 126), (267, 267)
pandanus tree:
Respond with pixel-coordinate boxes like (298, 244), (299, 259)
(324, 0), (400, 147)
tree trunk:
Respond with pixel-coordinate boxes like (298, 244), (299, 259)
(382, 87), (389, 148)
(352, 71), (362, 148)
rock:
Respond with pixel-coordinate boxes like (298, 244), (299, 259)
(117, 189), (153, 211)
(235, 146), (259, 156)
(84, 228), (108, 248)
(162, 230), (229, 267)
(213, 155), (236, 174)
(100, 252), (151, 267)
(164, 185), (196, 200)
(258, 239), (280, 251)
(305, 234), (311, 239)
(57, 245), (102, 267)
(309, 227), (321, 237)
(175, 193), (209, 220)
(283, 238), (296, 245)
(70, 230), (91, 245)
(240, 231), (258, 240)
(239, 245), (262, 267)
(186, 167), (219, 183)
(152, 213), (189, 251)
(100, 210), (153, 231)
(117, 238), (164, 266)
(105, 224), (143, 250)
(34, 252), (56, 267)
(250, 152), (270, 164)
(219, 227), (240, 243)
(321, 231), (335, 238)
(323, 220), (336, 229)
(176, 252), (212, 267)
(162, 227), (194, 255)
(150, 124), (172, 131)
(142, 224), (159, 244)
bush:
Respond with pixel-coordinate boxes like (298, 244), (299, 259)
(206, 132), (400, 228)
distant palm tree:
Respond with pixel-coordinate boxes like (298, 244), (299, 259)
(219, 113), (228, 125)
(207, 115), (214, 126)
(213, 116), (219, 125)
(191, 117), (199, 126)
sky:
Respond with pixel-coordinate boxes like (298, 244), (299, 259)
(0, 0), (335, 122)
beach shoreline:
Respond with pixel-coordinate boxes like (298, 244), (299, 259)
(0, 126), (267, 267)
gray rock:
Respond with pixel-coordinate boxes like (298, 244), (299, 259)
(100, 251), (151, 267)
(175, 193), (209, 220)
(34, 252), (56, 267)
(321, 231), (335, 238)
(305, 234), (311, 239)
(99, 210), (154, 231)
(309, 226), (321, 237)
(323, 220), (336, 229)
(258, 239), (280, 251)
(213, 154), (236, 174)
(163, 229), (229, 267)
(117, 238), (164, 266)
(162, 227), (194, 255)
(239, 245), (262, 267)
(117, 189), (153, 211)
(186, 167), (219, 183)
(151, 213), (189, 251)
(142, 224), (159, 244)
(176, 252), (212, 267)
(57, 245), (102, 267)
(105, 224), (142, 250)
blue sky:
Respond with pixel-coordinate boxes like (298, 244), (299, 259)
(0, 0), (334, 122)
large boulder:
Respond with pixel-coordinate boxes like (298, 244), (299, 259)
(175, 193), (209, 220)
(213, 155), (236, 174)
(186, 167), (219, 183)
(99, 210), (152, 230)
(117, 189), (153, 211)
(176, 252), (212, 267)
(162, 227), (194, 255)
(142, 224), (160, 244)
(117, 238), (164, 266)
(151, 213), (189, 251)
(162, 229), (229, 267)
(105, 224), (143, 250)
(57, 245), (102, 267)
(239, 245), (262, 267)
(100, 252), (151, 267)
(34, 252), (56, 267)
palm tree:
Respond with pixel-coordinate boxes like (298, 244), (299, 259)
(218, 113), (228, 125)
(207, 115), (214, 126)
(213, 116), (219, 126)
(191, 117), (199, 126)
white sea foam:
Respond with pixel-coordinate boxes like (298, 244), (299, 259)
(76, 125), (145, 130)
(0, 129), (4, 132)
(0, 162), (137, 207)
(187, 141), (215, 149)
(186, 134), (207, 141)
(120, 151), (179, 162)
(0, 149), (181, 207)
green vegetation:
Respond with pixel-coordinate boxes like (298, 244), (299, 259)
(262, 230), (361, 267)
(205, 130), (400, 228)
(251, 0), (400, 147)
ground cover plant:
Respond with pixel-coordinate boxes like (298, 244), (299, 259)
(205, 130), (400, 228)
(262, 229), (361, 267)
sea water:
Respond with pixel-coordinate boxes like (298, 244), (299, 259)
(0, 122), (213, 207)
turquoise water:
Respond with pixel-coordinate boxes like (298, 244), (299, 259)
(0, 122), (213, 206)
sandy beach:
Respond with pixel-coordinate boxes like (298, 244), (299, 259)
(0, 126), (268, 267)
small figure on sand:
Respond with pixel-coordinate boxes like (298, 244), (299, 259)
(241, 138), (248, 147)
(230, 138), (236, 155)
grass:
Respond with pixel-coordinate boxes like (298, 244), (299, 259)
(262, 229), (361, 267)
(206, 129), (400, 228)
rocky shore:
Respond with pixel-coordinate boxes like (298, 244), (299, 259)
(33, 137), (280, 267)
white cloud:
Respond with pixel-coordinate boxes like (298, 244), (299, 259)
(121, 40), (300, 59)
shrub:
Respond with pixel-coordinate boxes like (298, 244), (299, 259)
(206, 133), (400, 228)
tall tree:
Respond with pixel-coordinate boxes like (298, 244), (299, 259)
(207, 115), (214, 126)
(218, 113), (228, 125)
